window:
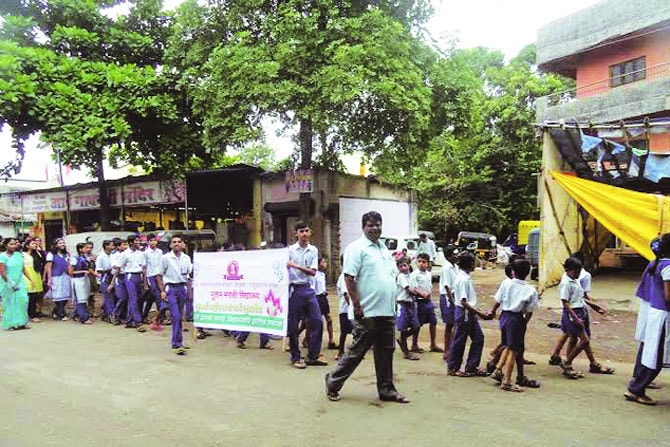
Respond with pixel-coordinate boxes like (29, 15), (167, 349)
(610, 57), (646, 87)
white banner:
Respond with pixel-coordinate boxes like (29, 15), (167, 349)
(193, 249), (289, 336)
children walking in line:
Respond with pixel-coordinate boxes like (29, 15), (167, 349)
(410, 253), (443, 353)
(550, 257), (614, 379)
(395, 257), (420, 360)
(446, 251), (491, 377)
(487, 258), (540, 392)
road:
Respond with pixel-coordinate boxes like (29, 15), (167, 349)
(2, 312), (669, 447)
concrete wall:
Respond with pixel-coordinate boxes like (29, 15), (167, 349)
(537, 0), (670, 70)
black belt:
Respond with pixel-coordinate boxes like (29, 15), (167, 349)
(291, 283), (310, 287)
(72, 273), (86, 278)
(166, 282), (186, 286)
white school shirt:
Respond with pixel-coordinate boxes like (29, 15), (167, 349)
(416, 239), (436, 261)
(95, 251), (112, 272)
(314, 270), (327, 295)
(110, 250), (125, 273)
(494, 277), (539, 313)
(117, 248), (146, 273)
(410, 269), (432, 300)
(558, 272), (585, 308)
(144, 247), (164, 277)
(159, 251), (192, 284)
(396, 272), (413, 303)
(578, 269), (592, 293)
(336, 273), (349, 314)
(287, 242), (318, 286)
(452, 269), (477, 308)
(439, 260), (458, 295)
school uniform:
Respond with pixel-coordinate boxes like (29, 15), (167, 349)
(287, 242), (323, 363)
(633, 261), (658, 377)
(110, 250), (129, 322)
(411, 269), (437, 326)
(143, 246), (165, 321)
(116, 248), (145, 326)
(46, 252), (71, 319)
(314, 270), (329, 317)
(159, 250), (193, 349)
(95, 251), (114, 320)
(628, 259), (670, 396)
(446, 269), (484, 372)
(494, 277), (539, 351)
(439, 260), (458, 326)
(396, 272), (419, 333)
(70, 254), (91, 323)
(336, 273), (352, 336)
(558, 273), (590, 337)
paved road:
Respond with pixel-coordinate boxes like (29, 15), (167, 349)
(1, 320), (668, 447)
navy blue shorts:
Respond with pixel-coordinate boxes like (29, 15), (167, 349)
(560, 307), (591, 337)
(317, 294), (330, 316)
(439, 294), (455, 326)
(339, 313), (353, 335)
(396, 301), (420, 332)
(416, 299), (437, 326)
(499, 311), (525, 351)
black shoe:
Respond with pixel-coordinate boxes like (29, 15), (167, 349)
(305, 357), (328, 366)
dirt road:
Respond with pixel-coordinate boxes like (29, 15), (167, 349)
(1, 268), (668, 447)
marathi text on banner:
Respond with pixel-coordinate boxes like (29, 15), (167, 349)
(193, 249), (289, 336)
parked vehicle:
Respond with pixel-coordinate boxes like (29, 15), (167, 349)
(64, 231), (136, 255)
(456, 231), (498, 264)
(502, 220), (541, 255)
(380, 234), (446, 280)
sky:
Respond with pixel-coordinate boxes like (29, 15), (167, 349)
(1, 0), (603, 184)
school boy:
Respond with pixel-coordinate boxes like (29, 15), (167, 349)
(550, 257), (614, 379)
(95, 240), (115, 322)
(439, 246), (459, 360)
(286, 222), (326, 369)
(487, 259), (539, 392)
(156, 234), (193, 355)
(395, 257), (420, 360)
(446, 251), (492, 377)
(315, 257), (337, 350)
(410, 253), (443, 353)
(115, 235), (147, 332)
(109, 238), (129, 326)
(143, 234), (166, 329)
(335, 270), (352, 361)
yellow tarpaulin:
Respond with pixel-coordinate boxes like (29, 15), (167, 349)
(551, 171), (670, 261)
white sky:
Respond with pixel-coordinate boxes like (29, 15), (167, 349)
(1, 0), (603, 183)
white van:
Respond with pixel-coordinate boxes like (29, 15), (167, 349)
(379, 234), (446, 280)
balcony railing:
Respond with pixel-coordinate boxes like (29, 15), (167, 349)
(544, 61), (670, 107)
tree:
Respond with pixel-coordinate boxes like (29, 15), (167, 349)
(173, 0), (434, 221)
(0, 0), (213, 230)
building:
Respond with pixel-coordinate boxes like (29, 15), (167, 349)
(535, 0), (670, 287)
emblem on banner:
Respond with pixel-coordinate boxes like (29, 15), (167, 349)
(224, 261), (244, 280)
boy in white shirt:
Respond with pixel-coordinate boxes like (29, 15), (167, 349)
(439, 247), (459, 360)
(488, 259), (539, 392)
(335, 271), (352, 360)
(315, 258), (337, 350)
(410, 253), (442, 354)
(396, 258), (420, 360)
(446, 252), (492, 377)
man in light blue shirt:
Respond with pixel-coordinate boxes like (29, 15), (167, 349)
(325, 211), (409, 404)
(417, 233), (436, 266)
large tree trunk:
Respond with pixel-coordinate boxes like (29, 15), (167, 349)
(298, 117), (313, 224)
(94, 148), (111, 231)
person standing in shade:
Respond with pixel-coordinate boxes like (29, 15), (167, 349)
(1, 237), (31, 330)
(114, 236), (146, 332)
(325, 211), (409, 403)
(156, 234), (193, 355)
(45, 238), (71, 321)
(286, 222), (326, 369)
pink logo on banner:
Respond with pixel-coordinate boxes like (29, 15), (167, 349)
(265, 289), (283, 316)
(224, 261), (244, 280)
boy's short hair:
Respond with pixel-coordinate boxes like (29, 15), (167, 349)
(147, 233), (156, 241)
(294, 222), (309, 231)
(444, 245), (458, 257)
(361, 211), (382, 227)
(112, 238), (124, 246)
(396, 257), (410, 267)
(416, 253), (430, 262)
(127, 235), (138, 244)
(456, 251), (475, 270)
(102, 240), (114, 249)
(511, 258), (531, 280)
(563, 257), (583, 272)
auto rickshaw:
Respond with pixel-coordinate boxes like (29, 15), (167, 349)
(455, 231), (498, 266)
